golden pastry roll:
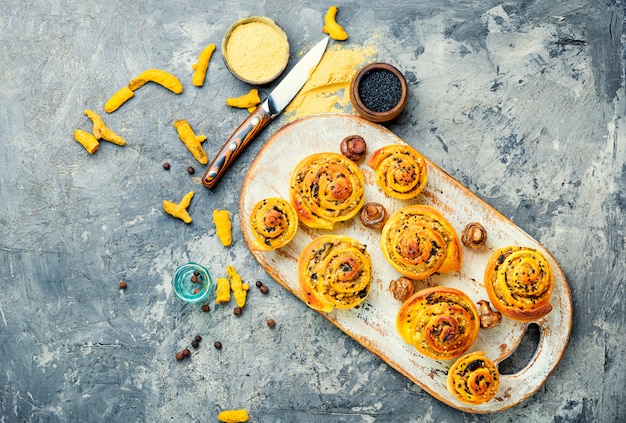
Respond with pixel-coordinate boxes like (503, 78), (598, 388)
(366, 144), (428, 200)
(290, 152), (365, 230)
(249, 197), (298, 251)
(447, 351), (500, 405)
(396, 287), (480, 360)
(297, 235), (371, 312)
(381, 204), (462, 280)
(484, 246), (554, 321)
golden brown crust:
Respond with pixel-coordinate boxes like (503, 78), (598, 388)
(297, 235), (372, 312)
(366, 144), (428, 200)
(290, 152), (365, 229)
(484, 246), (554, 322)
(396, 287), (480, 360)
(249, 197), (298, 251)
(381, 204), (462, 280)
(446, 351), (500, 404)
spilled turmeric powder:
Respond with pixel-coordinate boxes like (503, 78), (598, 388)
(284, 44), (377, 121)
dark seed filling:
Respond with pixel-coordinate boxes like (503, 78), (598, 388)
(358, 69), (402, 113)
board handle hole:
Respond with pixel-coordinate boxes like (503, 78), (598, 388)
(498, 323), (541, 375)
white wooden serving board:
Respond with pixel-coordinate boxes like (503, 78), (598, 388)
(238, 114), (572, 414)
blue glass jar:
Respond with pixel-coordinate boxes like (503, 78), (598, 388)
(171, 262), (214, 304)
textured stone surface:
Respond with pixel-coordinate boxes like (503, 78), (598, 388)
(0, 1), (624, 422)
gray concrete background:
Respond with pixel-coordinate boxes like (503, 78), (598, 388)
(0, 1), (624, 422)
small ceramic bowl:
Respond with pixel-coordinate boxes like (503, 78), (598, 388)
(171, 262), (214, 304)
(222, 16), (290, 85)
(350, 62), (408, 123)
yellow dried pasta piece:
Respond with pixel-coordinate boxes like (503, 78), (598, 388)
(226, 89), (261, 109)
(174, 119), (208, 165)
(84, 110), (126, 146)
(128, 69), (183, 94)
(162, 191), (194, 224)
(73, 129), (99, 154)
(215, 277), (231, 304)
(192, 43), (216, 87)
(217, 409), (249, 423)
(322, 6), (348, 41)
(226, 265), (249, 308)
(104, 86), (135, 113)
(213, 209), (232, 247)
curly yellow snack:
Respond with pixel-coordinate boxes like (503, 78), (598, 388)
(322, 6), (348, 41)
(226, 265), (249, 308)
(84, 110), (126, 146)
(217, 409), (249, 423)
(215, 277), (231, 304)
(192, 43), (216, 87)
(104, 86), (135, 113)
(128, 69), (183, 94)
(73, 129), (99, 154)
(162, 191), (194, 224)
(213, 209), (232, 247)
(226, 89), (261, 110)
(173, 119), (208, 165)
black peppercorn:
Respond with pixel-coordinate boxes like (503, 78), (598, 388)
(260, 285), (269, 294)
(234, 307), (242, 316)
(187, 166), (195, 174)
(195, 335), (202, 342)
(214, 341), (222, 349)
(119, 281), (127, 290)
(163, 162), (171, 170)
(267, 319), (276, 328)
(255, 280), (263, 288)
(201, 304), (210, 312)
(175, 351), (184, 361)
(191, 340), (199, 349)
(182, 348), (191, 357)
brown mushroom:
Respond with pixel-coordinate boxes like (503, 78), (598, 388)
(340, 135), (366, 162)
(389, 277), (416, 302)
(477, 300), (502, 329)
(462, 222), (488, 249)
(360, 202), (388, 229)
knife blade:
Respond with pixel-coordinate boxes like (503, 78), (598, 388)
(202, 36), (330, 189)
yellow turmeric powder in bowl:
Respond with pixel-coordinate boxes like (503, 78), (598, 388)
(222, 17), (289, 85)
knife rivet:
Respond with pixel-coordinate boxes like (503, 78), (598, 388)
(208, 171), (217, 177)
(251, 116), (260, 125)
(229, 142), (237, 151)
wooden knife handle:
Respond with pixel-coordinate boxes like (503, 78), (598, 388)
(202, 105), (272, 189)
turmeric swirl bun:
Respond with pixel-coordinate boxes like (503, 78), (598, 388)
(381, 204), (462, 280)
(298, 235), (372, 312)
(249, 197), (298, 251)
(396, 287), (480, 360)
(290, 152), (365, 230)
(484, 246), (554, 321)
(447, 351), (500, 405)
(366, 144), (428, 200)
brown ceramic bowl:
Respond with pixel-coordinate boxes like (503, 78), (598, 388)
(350, 62), (408, 123)
(222, 16), (290, 85)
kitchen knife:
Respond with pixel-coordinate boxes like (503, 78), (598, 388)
(202, 36), (330, 189)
